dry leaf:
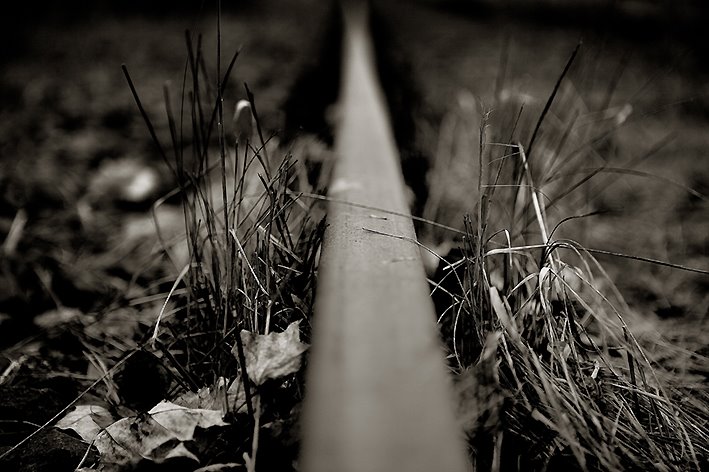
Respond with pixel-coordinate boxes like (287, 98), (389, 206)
(56, 405), (114, 443)
(194, 463), (243, 472)
(148, 401), (228, 441)
(236, 320), (309, 386)
(173, 377), (249, 414)
(93, 401), (228, 468)
(95, 414), (178, 467)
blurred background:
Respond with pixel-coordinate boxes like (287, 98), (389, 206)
(1, 0), (707, 331)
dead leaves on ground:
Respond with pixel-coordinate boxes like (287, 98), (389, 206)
(58, 401), (227, 469)
(54, 321), (308, 470)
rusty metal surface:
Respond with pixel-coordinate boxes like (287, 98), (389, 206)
(300, 3), (469, 471)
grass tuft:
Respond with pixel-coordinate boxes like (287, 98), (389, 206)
(424, 44), (708, 471)
(121, 24), (325, 466)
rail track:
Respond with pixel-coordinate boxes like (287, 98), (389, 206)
(300, 2), (469, 470)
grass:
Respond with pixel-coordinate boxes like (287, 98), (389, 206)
(422, 41), (709, 471)
(116, 20), (326, 466)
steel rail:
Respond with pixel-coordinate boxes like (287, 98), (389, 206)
(300, 1), (469, 471)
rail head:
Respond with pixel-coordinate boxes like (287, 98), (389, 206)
(300, 2), (469, 471)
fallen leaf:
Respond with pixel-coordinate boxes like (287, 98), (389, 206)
(148, 401), (228, 441)
(173, 377), (249, 414)
(194, 463), (243, 472)
(94, 414), (177, 467)
(236, 321), (309, 386)
(154, 442), (199, 463)
(173, 385), (217, 410)
(93, 401), (228, 468)
(56, 405), (114, 443)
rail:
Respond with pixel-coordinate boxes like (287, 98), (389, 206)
(300, 2), (469, 471)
